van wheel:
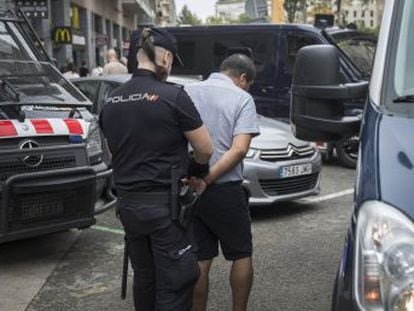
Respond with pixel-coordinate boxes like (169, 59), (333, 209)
(336, 137), (359, 169)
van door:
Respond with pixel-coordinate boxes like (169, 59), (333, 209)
(206, 32), (279, 118)
(277, 30), (323, 119)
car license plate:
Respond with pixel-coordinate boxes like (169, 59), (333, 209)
(280, 164), (312, 178)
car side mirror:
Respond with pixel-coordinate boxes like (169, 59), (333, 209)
(290, 45), (368, 141)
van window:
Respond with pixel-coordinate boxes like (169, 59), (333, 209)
(212, 34), (276, 84)
(176, 41), (196, 71)
(286, 33), (321, 76)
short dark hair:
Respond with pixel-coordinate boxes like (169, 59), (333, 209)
(219, 54), (256, 82)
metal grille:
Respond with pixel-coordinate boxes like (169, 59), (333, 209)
(259, 173), (319, 196)
(0, 137), (72, 151)
(0, 156), (76, 182)
(260, 145), (315, 162)
(7, 183), (94, 230)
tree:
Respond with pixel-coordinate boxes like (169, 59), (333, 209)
(238, 13), (253, 24)
(206, 15), (226, 25)
(284, 0), (306, 23)
(177, 5), (202, 25)
(206, 13), (253, 25)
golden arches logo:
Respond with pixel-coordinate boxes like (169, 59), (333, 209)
(54, 28), (72, 44)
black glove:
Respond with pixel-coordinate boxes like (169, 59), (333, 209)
(188, 157), (209, 178)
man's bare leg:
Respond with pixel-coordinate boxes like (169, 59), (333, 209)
(230, 257), (253, 311)
(192, 259), (214, 311)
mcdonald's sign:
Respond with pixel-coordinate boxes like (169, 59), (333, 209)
(53, 27), (72, 44)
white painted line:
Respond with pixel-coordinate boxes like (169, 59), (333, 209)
(91, 225), (124, 235)
(298, 188), (354, 205)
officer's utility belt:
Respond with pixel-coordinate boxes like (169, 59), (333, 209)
(118, 190), (170, 205)
(118, 184), (198, 229)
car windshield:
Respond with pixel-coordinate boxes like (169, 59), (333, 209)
(333, 34), (376, 78)
(0, 20), (88, 106)
(393, 1), (414, 100)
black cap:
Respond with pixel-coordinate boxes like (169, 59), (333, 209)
(146, 28), (183, 66)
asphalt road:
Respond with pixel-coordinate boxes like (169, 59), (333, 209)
(0, 161), (355, 311)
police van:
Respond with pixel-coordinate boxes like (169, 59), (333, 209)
(290, 1), (414, 310)
(166, 24), (375, 120)
(165, 24), (376, 168)
(0, 9), (115, 244)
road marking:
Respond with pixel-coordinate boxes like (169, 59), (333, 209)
(298, 188), (354, 205)
(91, 189), (355, 235)
(91, 225), (124, 235)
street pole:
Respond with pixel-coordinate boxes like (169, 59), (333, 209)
(336, 0), (342, 26)
(271, 0), (285, 23)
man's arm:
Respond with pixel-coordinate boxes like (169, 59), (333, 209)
(204, 134), (252, 185)
(184, 125), (214, 165)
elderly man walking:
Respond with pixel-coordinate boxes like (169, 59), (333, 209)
(185, 54), (260, 311)
(103, 48), (128, 75)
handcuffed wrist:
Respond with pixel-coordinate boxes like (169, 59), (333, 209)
(188, 157), (209, 178)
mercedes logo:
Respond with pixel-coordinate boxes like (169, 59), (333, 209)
(19, 140), (44, 168)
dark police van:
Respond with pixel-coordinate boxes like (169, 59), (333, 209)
(0, 9), (115, 244)
(166, 24), (376, 168)
(166, 24), (376, 120)
(290, 1), (414, 310)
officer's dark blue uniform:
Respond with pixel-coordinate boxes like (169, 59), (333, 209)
(100, 29), (203, 311)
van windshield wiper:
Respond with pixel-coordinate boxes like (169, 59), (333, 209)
(0, 79), (21, 102)
(0, 80), (26, 121)
(393, 95), (414, 103)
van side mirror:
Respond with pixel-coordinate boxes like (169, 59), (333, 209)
(290, 45), (368, 141)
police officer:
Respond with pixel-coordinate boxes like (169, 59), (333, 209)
(99, 28), (214, 311)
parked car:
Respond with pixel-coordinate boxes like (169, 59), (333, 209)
(72, 75), (322, 206)
(0, 9), (115, 244)
(164, 24), (376, 168)
(290, 1), (414, 310)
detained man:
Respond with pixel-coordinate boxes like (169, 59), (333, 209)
(185, 54), (260, 311)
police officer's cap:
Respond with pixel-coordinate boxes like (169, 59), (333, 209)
(143, 28), (184, 66)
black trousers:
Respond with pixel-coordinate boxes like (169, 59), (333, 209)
(119, 197), (200, 311)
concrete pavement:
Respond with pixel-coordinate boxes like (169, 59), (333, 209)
(0, 162), (356, 311)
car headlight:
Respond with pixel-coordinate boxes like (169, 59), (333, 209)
(245, 148), (257, 159)
(86, 119), (103, 165)
(355, 201), (414, 311)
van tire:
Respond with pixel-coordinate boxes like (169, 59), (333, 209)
(336, 138), (358, 169)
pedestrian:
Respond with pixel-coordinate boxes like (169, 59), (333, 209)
(91, 61), (103, 76)
(102, 48), (128, 75)
(185, 54), (260, 311)
(120, 56), (128, 67)
(99, 27), (214, 311)
(62, 62), (80, 79)
(79, 60), (90, 77)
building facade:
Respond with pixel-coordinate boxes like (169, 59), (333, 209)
(2, 0), (156, 71)
(216, 0), (246, 20)
(341, 0), (384, 28)
(155, 0), (176, 26)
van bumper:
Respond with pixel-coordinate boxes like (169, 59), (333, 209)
(0, 166), (116, 244)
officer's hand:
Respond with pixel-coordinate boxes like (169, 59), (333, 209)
(183, 177), (208, 195)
